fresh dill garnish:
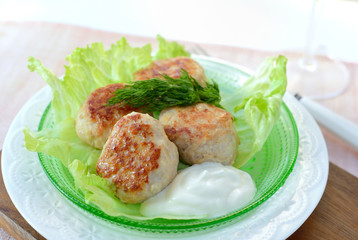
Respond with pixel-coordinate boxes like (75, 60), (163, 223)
(107, 69), (222, 112)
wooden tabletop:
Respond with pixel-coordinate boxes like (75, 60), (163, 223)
(0, 21), (357, 240)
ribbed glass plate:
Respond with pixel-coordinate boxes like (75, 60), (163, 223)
(37, 56), (299, 234)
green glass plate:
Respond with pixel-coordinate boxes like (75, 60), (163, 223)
(37, 56), (299, 234)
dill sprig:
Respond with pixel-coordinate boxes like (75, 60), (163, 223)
(107, 69), (222, 112)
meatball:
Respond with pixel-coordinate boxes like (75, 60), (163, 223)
(133, 57), (207, 87)
(96, 112), (179, 204)
(75, 83), (139, 149)
(159, 103), (239, 166)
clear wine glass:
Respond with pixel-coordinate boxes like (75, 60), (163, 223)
(286, 0), (350, 100)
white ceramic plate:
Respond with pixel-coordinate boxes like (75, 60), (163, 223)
(2, 58), (328, 239)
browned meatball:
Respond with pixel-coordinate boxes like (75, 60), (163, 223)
(96, 112), (179, 204)
(75, 83), (139, 149)
(159, 103), (239, 166)
(133, 57), (207, 87)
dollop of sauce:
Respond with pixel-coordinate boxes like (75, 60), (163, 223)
(140, 162), (256, 219)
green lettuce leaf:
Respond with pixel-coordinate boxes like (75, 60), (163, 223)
(28, 38), (152, 124)
(69, 159), (145, 219)
(154, 35), (190, 60)
(23, 118), (101, 173)
(23, 36), (286, 219)
(24, 37), (191, 219)
(221, 55), (287, 168)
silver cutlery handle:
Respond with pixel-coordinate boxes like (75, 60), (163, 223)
(295, 94), (358, 151)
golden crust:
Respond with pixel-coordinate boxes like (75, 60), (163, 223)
(159, 103), (239, 165)
(75, 83), (139, 149)
(133, 57), (207, 86)
(97, 112), (179, 203)
(97, 114), (160, 193)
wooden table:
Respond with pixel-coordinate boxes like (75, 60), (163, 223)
(0, 22), (357, 240)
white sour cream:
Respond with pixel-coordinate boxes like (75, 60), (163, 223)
(140, 162), (256, 219)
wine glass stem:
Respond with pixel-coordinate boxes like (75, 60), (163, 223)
(301, 0), (322, 72)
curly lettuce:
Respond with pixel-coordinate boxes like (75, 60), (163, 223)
(154, 35), (190, 60)
(222, 55), (287, 167)
(23, 35), (287, 219)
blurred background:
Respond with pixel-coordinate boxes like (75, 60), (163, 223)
(1, 0), (357, 63)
